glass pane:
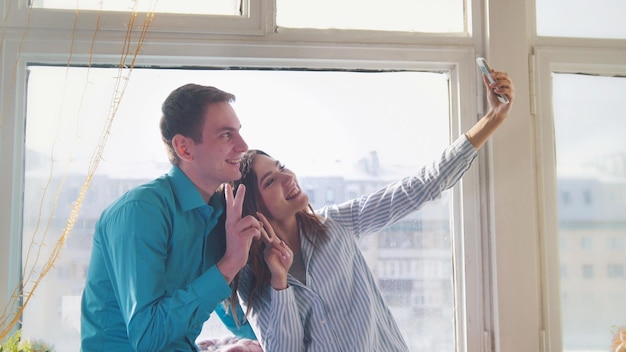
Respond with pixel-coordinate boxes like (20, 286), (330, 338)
(22, 66), (452, 351)
(277, 0), (465, 33)
(553, 73), (626, 351)
(30, 0), (243, 15)
(536, 0), (626, 39)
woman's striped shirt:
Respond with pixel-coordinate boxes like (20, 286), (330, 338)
(237, 135), (478, 352)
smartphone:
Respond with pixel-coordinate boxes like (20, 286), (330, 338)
(476, 57), (509, 104)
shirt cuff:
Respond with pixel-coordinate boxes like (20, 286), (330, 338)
(455, 134), (479, 159)
(192, 265), (232, 310)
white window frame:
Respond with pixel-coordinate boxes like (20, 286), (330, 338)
(534, 46), (626, 352)
(7, 0), (266, 35)
(4, 41), (487, 352)
(1, 0), (542, 351)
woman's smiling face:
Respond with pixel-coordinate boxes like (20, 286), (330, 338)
(252, 154), (309, 222)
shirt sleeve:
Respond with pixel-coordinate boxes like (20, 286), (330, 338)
(322, 134), (478, 238)
(100, 200), (233, 351)
(237, 269), (305, 351)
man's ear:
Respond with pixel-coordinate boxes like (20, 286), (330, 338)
(172, 134), (194, 162)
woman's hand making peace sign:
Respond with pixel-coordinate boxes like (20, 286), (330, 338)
(257, 212), (293, 290)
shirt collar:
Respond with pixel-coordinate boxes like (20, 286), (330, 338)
(168, 165), (225, 219)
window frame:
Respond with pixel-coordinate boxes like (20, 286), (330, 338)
(4, 0), (480, 45)
(9, 0), (266, 35)
(0, 0), (508, 351)
(534, 46), (626, 352)
(8, 42), (487, 352)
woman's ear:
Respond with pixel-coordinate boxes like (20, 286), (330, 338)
(172, 134), (193, 162)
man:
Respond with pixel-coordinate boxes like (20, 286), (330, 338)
(81, 84), (261, 351)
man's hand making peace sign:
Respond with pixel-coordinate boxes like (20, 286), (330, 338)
(216, 183), (262, 284)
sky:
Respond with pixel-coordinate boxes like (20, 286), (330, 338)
(26, 66), (626, 182)
(552, 73), (626, 177)
(536, 0), (626, 39)
(25, 66), (451, 180)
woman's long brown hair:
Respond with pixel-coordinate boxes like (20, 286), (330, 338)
(228, 149), (328, 326)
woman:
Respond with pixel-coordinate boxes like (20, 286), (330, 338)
(231, 69), (515, 351)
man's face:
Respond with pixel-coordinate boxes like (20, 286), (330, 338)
(190, 102), (248, 190)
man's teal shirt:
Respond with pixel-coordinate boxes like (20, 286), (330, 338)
(81, 165), (255, 351)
